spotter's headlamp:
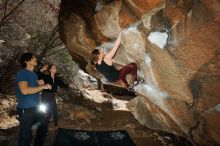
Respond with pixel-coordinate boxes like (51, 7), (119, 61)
(38, 104), (47, 113)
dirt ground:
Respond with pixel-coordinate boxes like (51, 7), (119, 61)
(45, 93), (164, 146)
(0, 91), (191, 146)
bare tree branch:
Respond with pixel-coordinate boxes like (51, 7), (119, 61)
(0, 0), (25, 29)
(2, 0), (9, 19)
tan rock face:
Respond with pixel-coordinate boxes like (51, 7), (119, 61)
(197, 78), (220, 113)
(205, 111), (220, 144)
(165, 1), (185, 26)
(127, 96), (191, 135)
(148, 44), (193, 104)
(119, 4), (137, 28)
(59, 0), (220, 145)
(125, 0), (164, 17)
(94, 1), (122, 38)
(164, 0), (193, 26)
(0, 95), (18, 129)
(202, 0), (220, 23)
(62, 13), (96, 60)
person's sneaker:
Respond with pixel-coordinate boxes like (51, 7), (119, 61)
(134, 78), (145, 86)
(128, 86), (135, 92)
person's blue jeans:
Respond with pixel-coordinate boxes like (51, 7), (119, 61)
(17, 107), (49, 146)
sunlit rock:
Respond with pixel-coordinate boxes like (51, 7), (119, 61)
(115, 23), (146, 65)
(147, 31), (168, 49)
(0, 95), (18, 129)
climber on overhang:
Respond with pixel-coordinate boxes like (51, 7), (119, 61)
(91, 30), (144, 91)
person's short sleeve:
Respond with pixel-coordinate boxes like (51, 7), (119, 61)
(16, 70), (27, 82)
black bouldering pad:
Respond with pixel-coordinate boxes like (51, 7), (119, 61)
(54, 128), (136, 146)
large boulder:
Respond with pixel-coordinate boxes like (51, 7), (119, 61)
(59, 0), (220, 145)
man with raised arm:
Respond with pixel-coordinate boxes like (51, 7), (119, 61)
(16, 52), (51, 146)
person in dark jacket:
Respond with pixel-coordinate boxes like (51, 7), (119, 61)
(91, 30), (143, 90)
(38, 64), (68, 126)
(16, 52), (51, 146)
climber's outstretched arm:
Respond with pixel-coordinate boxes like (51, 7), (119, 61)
(105, 31), (122, 60)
